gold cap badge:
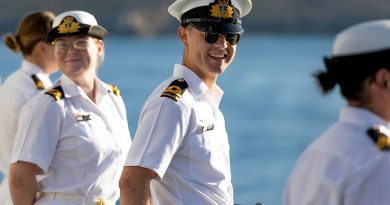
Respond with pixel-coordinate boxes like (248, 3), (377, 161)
(58, 16), (80, 34)
(210, 0), (234, 18)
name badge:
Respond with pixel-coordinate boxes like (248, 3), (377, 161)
(75, 113), (91, 122)
(202, 124), (214, 132)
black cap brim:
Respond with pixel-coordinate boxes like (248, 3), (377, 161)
(190, 22), (244, 34)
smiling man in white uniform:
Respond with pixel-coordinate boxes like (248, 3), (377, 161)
(119, 0), (252, 204)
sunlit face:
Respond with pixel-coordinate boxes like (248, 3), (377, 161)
(180, 25), (237, 81)
(53, 35), (103, 80)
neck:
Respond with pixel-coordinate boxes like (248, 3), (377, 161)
(25, 54), (55, 76)
(25, 56), (44, 72)
(182, 63), (218, 90)
(203, 75), (218, 90)
(350, 99), (390, 123)
(75, 75), (97, 103)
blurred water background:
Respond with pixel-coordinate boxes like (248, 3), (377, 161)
(2, 0), (390, 203)
(0, 34), (345, 205)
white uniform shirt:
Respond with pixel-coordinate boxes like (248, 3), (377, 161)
(11, 75), (131, 203)
(0, 60), (52, 174)
(125, 64), (233, 205)
(284, 107), (390, 205)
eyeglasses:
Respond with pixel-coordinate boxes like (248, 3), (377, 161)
(53, 38), (93, 54)
(203, 32), (240, 46)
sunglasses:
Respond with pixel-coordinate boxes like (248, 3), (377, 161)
(203, 32), (240, 46)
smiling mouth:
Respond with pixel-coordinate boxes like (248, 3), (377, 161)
(209, 53), (227, 59)
(65, 58), (83, 63)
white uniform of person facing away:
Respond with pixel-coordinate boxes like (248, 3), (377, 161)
(0, 11), (56, 205)
(285, 20), (390, 205)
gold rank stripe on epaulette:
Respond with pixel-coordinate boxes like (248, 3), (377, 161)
(161, 78), (188, 102)
(367, 127), (390, 150)
(45, 86), (65, 101)
(109, 84), (120, 96)
(31, 74), (45, 90)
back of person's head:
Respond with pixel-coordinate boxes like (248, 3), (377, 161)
(3, 11), (55, 56)
(316, 20), (390, 101)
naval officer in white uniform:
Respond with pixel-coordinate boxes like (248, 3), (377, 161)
(0, 11), (57, 205)
(9, 10), (131, 205)
(284, 20), (390, 205)
(120, 0), (252, 204)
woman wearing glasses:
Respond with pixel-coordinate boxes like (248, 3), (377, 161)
(9, 11), (131, 205)
(0, 11), (56, 205)
(119, 0), (251, 204)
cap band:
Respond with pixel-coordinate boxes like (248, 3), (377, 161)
(182, 17), (242, 25)
(324, 48), (390, 82)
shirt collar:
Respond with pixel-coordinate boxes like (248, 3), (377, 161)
(339, 106), (389, 130)
(172, 64), (224, 106)
(21, 59), (52, 88)
(59, 74), (108, 100)
(21, 60), (45, 75)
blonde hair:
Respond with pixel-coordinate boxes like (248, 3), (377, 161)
(3, 11), (55, 56)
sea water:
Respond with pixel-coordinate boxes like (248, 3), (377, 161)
(0, 34), (344, 205)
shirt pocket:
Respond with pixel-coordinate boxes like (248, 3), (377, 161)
(188, 123), (227, 181)
(60, 112), (115, 164)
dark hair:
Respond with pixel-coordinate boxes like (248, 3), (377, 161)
(316, 49), (390, 101)
(315, 70), (370, 101)
(3, 11), (55, 56)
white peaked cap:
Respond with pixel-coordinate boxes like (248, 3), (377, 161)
(47, 10), (107, 42)
(52, 11), (99, 28)
(168, 0), (252, 21)
(333, 20), (390, 56)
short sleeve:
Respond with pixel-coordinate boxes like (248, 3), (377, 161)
(11, 94), (63, 173)
(125, 99), (189, 178)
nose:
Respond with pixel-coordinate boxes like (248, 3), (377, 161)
(65, 44), (79, 54)
(214, 35), (228, 47)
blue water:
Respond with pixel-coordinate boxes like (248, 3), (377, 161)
(0, 35), (344, 205)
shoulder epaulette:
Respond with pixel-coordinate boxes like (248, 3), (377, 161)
(31, 74), (45, 90)
(367, 126), (390, 150)
(45, 86), (65, 101)
(108, 84), (120, 96)
(161, 78), (188, 102)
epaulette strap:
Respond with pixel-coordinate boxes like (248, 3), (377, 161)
(161, 78), (188, 102)
(109, 84), (120, 96)
(31, 74), (45, 90)
(45, 86), (65, 101)
(367, 127), (390, 150)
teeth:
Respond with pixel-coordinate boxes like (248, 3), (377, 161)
(209, 53), (224, 58)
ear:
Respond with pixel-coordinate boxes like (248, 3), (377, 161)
(373, 68), (390, 89)
(96, 39), (104, 56)
(178, 26), (189, 46)
(35, 41), (47, 53)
